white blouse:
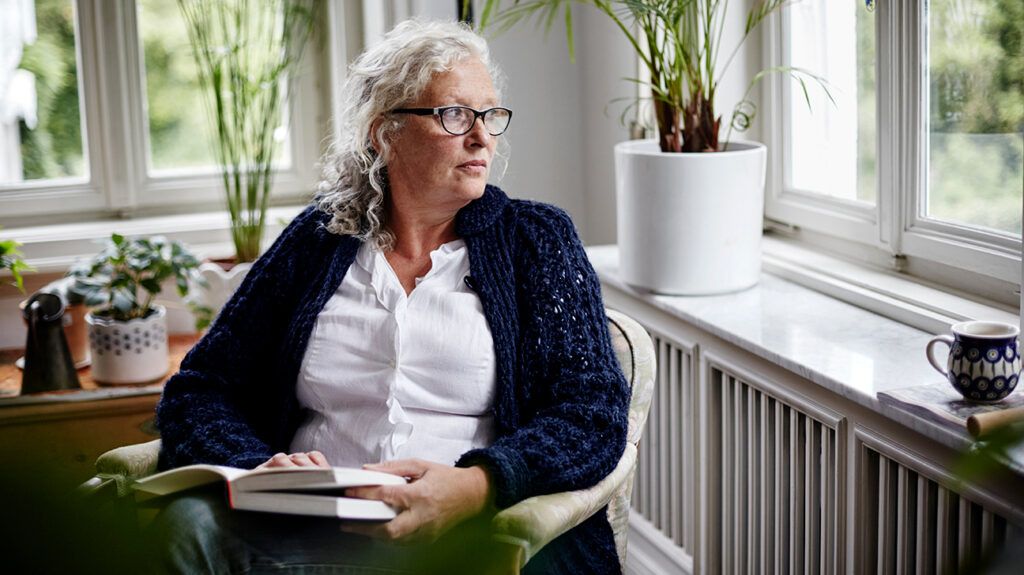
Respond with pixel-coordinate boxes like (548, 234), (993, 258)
(289, 239), (497, 467)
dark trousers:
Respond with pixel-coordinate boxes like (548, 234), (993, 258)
(145, 486), (502, 574)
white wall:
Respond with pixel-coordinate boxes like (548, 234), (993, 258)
(577, 7), (635, 245)
(484, 9), (587, 232)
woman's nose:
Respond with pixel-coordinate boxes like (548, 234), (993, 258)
(464, 117), (492, 147)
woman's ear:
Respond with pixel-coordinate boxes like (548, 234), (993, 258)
(369, 117), (385, 155)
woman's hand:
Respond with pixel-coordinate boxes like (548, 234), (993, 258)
(340, 459), (494, 544)
(256, 451), (331, 469)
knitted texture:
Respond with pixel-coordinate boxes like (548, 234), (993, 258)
(155, 185), (630, 574)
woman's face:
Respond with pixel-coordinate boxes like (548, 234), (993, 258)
(384, 56), (499, 214)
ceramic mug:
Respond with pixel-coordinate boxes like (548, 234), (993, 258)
(926, 320), (1021, 403)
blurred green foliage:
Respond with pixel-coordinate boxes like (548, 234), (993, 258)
(137, 0), (218, 170)
(928, 0), (1023, 235)
(17, 0), (83, 180)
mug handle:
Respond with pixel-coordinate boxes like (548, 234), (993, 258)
(926, 335), (955, 377)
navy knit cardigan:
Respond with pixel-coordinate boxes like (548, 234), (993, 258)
(155, 185), (630, 574)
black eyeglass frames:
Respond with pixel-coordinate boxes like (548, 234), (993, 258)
(391, 106), (513, 136)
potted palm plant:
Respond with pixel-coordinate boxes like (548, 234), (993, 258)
(177, 0), (316, 312)
(68, 234), (209, 384)
(473, 0), (831, 294)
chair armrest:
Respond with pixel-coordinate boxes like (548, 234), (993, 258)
(79, 439), (162, 497)
(490, 443), (637, 567)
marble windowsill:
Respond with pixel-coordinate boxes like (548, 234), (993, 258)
(586, 245), (1023, 471)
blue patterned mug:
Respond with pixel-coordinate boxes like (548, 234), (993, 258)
(926, 321), (1021, 403)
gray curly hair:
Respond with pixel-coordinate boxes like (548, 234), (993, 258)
(314, 19), (507, 249)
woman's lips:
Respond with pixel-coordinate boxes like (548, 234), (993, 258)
(457, 160), (488, 174)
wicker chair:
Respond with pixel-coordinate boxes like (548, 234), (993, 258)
(81, 308), (656, 572)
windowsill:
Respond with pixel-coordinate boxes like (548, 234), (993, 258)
(586, 244), (1021, 468)
(761, 234), (1019, 334)
(0, 203), (308, 275)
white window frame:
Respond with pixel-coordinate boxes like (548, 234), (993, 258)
(763, 0), (1022, 301)
(0, 0), (325, 224)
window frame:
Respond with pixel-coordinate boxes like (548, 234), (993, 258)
(762, 0), (1022, 293)
(0, 0), (324, 224)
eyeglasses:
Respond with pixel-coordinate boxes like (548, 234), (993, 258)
(391, 106), (513, 136)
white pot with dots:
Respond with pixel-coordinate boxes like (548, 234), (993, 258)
(86, 305), (169, 385)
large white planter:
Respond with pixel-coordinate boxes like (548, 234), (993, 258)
(87, 305), (169, 384)
(615, 139), (767, 295)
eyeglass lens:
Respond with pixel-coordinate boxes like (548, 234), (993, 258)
(440, 107), (511, 136)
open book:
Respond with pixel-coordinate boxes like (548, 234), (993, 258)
(133, 465), (408, 520)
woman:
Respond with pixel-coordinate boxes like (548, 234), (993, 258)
(152, 19), (629, 574)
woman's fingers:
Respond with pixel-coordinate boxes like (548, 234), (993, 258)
(345, 485), (407, 508)
(363, 458), (431, 479)
(288, 452), (316, 467)
(307, 450), (331, 468)
(257, 453), (297, 469)
(258, 452), (330, 469)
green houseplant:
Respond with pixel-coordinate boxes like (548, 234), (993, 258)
(0, 230), (35, 293)
(177, 0), (317, 264)
(68, 234), (209, 384)
(471, 0), (826, 152)
(470, 0), (832, 295)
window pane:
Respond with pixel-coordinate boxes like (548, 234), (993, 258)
(927, 0), (1023, 236)
(137, 0), (291, 174)
(0, 0), (87, 185)
(786, 1), (876, 204)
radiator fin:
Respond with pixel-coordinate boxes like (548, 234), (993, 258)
(861, 447), (1017, 574)
(631, 332), (695, 556)
(713, 368), (840, 575)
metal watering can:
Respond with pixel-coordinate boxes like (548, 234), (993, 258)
(21, 292), (81, 394)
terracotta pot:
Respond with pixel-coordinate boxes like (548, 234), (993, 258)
(63, 303), (91, 367)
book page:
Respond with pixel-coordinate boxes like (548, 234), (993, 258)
(234, 467), (407, 493)
(133, 464), (250, 497)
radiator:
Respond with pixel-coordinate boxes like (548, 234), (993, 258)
(859, 445), (1022, 574)
(627, 327), (1021, 575)
(632, 331), (697, 558)
(630, 337), (842, 574)
(711, 367), (841, 575)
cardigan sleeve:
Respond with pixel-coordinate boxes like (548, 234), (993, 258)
(456, 204), (631, 508)
(155, 205), (320, 471)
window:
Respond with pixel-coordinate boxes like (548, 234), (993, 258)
(0, 0), (323, 223)
(136, 0), (218, 173)
(136, 0), (293, 175)
(765, 0), (1022, 300)
(1, 0), (87, 185)
(926, 0), (1021, 236)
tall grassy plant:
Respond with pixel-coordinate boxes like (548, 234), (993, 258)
(178, 0), (316, 262)
(471, 0), (826, 153)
